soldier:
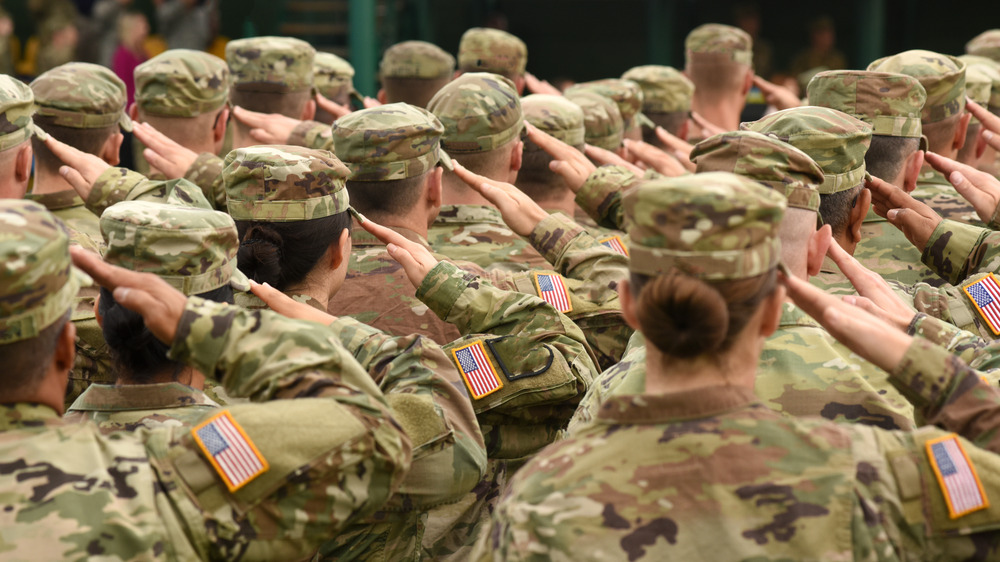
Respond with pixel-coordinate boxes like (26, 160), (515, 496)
(313, 51), (357, 123)
(475, 171), (1000, 561)
(956, 56), (1000, 175)
(0, 198), (411, 560)
(0, 76), (36, 200)
(684, 23), (754, 135)
(378, 40), (455, 108)
(63, 201), (249, 430)
(563, 89), (625, 153)
(967, 29), (1000, 62)
(868, 50), (978, 225)
(456, 27), (527, 95)
(565, 79), (648, 141)
(621, 64), (694, 146)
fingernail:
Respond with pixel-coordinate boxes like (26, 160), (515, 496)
(950, 171), (966, 185)
(113, 287), (130, 301)
(843, 295), (856, 306)
(263, 282), (273, 288)
(59, 166), (70, 177)
(479, 182), (492, 191)
(887, 209), (898, 220)
(387, 243), (398, 253)
(985, 130), (994, 141)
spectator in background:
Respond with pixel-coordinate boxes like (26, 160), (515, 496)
(790, 16), (847, 78)
(87, 0), (132, 67)
(0, 7), (13, 75)
(111, 11), (148, 107)
(35, 16), (79, 74)
(733, 2), (773, 80)
(154, 0), (217, 51)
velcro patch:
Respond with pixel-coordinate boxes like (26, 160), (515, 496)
(598, 235), (629, 256)
(926, 434), (989, 519)
(962, 274), (1000, 336)
(192, 410), (269, 492)
(532, 272), (572, 313)
(452, 341), (503, 399)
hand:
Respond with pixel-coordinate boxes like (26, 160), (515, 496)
(622, 138), (688, 176)
(132, 122), (198, 179)
(654, 127), (696, 171)
(363, 96), (381, 109)
(690, 111), (728, 138)
(525, 122), (595, 192)
(826, 239), (916, 331)
(450, 161), (550, 237)
(524, 72), (563, 96)
(231, 106), (304, 145)
(44, 135), (112, 201)
(781, 267), (912, 372)
(249, 280), (338, 325)
(753, 75), (802, 111)
(925, 151), (1000, 224)
(315, 91), (353, 120)
(967, 98), (1000, 152)
(583, 143), (644, 175)
(70, 246), (186, 343)
(866, 175), (942, 252)
(358, 216), (439, 288)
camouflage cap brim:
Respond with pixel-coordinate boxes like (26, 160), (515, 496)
(0, 264), (91, 344)
(0, 124), (33, 152)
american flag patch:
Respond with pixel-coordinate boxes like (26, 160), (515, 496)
(533, 272), (572, 313)
(963, 274), (1000, 335)
(192, 411), (269, 492)
(452, 341), (503, 399)
(926, 434), (989, 518)
(598, 235), (629, 256)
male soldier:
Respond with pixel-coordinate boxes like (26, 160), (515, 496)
(0, 198), (411, 560)
(565, 79), (647, 141)
(563, 89), (625, 152)
(456, 27), (527, 95)
(0, 76), (36, 200)
(967, 29), (1000, 62)
(313, 51), (356, 123)
(378, 40), (455, 108)
(684, 23), (754, 135)
(621, 64), (693, 146)
(868, 50), (977, 225)
(957, 56), (1000, 176)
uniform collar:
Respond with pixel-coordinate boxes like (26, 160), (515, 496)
(433, 204), (504, 226)
(66, 382), (219, 413)
(0, 403), (62, 430)
(596, 385), (759, 424)
(24, 189), (86, 211)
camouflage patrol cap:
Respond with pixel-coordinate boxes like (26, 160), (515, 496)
(564, 91), (624, 150)
(521, 94), (585, 147)
(0, 76), (37, 151)
(967, 30), (1000, 63)
(807, 70), (927, 148)
(457, 28), (527, 77)
(621, 65), (694, 114)
(314, 52), (356, 101)
(691, 131), (824, 212)
(135, 49), (230, 118)
(224, 145), (351, 222)
(31, 62), (133, 132)
(959, 55), (1000, 114)
(427, 72), (523, 154)
(867, 50), (966, 123)
(565, 79), (649, 130)
(0, 200), (91, 344)
(743, 106), (872, 195)
(685, 24), (753, 67)
(332, 103), (454, 181)
(226, 36), (315, 93)
(623, 171), (785, 280)
(380, 40), (455, 80)
(101, 201), (249, 295)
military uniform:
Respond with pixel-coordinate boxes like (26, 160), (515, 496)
(456, 27), (526, 83)
(565, 79), (650, 139)
(564, 89), (625, 151)
(313, 51), (356, 107)
(684, 24), (753, 144)
(64, 382), (220, 430)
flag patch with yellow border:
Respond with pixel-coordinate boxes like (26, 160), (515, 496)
(532, 272), (572, 313)
(599, 235), (629, 256)
(962, 274), (1000, 336)
(926, 434), (989, 519)
(452, 341), (503, 399)
(192, 410), (269, 492)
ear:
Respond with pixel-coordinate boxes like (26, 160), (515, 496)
(740, 68), (753, 97)
(953, 112), (972, 151)
(618, 278), (641, 331)
(847, 187), (871, 245)
(15, 143), (32, 183)
(93, 293), (103, 328)
(102, 131), (124, 165)
(301, 98), (316, 122)
(902, 149), (924, 193)
(330, 226), (351, 270)
(128, 103), (139, 121)
(213, 106), (230, 144)
(426, 166), (443, 207)
(758, 284), (786, 338)
(806, 223), (833, 277)
(510, 140), (523, 173)
(377, 88), (387, 104)
(54, 320), (76, 374)
(676, 120), (690, 143)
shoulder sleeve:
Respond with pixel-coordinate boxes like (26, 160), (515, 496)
(922, 219), (993, 285)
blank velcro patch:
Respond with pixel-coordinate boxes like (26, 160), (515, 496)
(192, 410), (269, 492)
(962, 274), (1000, 336)
(926, 434), (989, 518)
(598, 235), (629, 256)
(532, 272), (572, 313)
(452, 341), (503, 399)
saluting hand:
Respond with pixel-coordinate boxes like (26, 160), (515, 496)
(525, 121), (596, 192)
(825, 239), (917, 331)
(250, 280), (339, 325)
(967, 98), (1000, 153)
(43, 134), (111, 201)
(451, 161), (550, 237)
(359, 215), (440, 288)
(623, 138), (689, 176)
(132, 121), (198, 179)
(925, 150), (1000, 224)
(231, 106), (303, 145)
(866, 175), (942, 252)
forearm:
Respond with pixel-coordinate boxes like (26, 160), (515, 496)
(575, 165), (638, 231)
(922, 219), (993, 284)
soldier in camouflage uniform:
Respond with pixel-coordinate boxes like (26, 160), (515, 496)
(958, 55), (1000, 176)
(313, 51), (356, 123)
(684, 23), (754, 137)
(621, 64), (694, 145)
(968, 29), (1000, 62)
(63, 201), (251, 430)
(0, 198), (411, 560)
(565, 78), (649, 142)
(456, 27), (527, 95)
(868, 50), (979, 225)
(476, 171), (1000, 561)
(0, 76), (37, 200)
(378, 40), (455, 108)
(563, 89), (625, 152)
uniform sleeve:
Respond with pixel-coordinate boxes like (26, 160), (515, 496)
(151, 297), (412, 560)
(921, 219), (996, 285)
(183, 153), (228, 211)
(288, 120), (334, 151)
(574, 165), (639, 231)
(910, 276), (998, 341)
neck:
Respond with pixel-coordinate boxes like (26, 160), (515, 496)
(691, 96), (743, 132)
(535, 189), (577, 217)
(285, 267), (332, 310)
(33, 167), (79, 195)
(833, 231), (857, 256)
(117, 366), (206, 390)
(642, 339), (759, 395)
(442, 175), (494, 207)
(367, 209), (430, 238)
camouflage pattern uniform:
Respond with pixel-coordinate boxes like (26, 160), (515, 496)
(868, 51), (980, 225)
(564, 78), (651, 137)
(456, 27), (527, 81)
(382, 40), (455, 83)
(0, 75), (39, 199)
(960, 54), (1000, 177)
(314, 51), (356, 104)
(967, 29), (1000, 63)
(684, 24), (753, 144)
(0, 199), (411, 560)
(563, 89), (624, 151)
(621, 65), (694, 117)
(475, 172), (1000, 561)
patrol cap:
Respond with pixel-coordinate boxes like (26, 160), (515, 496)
(427, 72), (523, 154)
(314, 52), (356, 101)
(691, 130), (824, 212)
(867, 50), (966, 123)
(332, 103), (454, 181)
(135, 49), (230, 118)
(31, 62), (133, 132)
(685, 23), (753, 67)
(959, 55), (1000, 113)
(743, 106), (872, 194)
(623, 171), (785, 280)
(225, 36), (315, 93)
(101, 201), (249, 294)
(807, 70), (927, 148)
(224, 145), (351, 222)
(564, 90), (624, 150)
(621, 65), (694, 114)
(380, 40), (455, 80)
(457, 27), (527, 77)
(965, 65), (995, 114)
(0, 200), (91, 344)
(521, 94), (585, 147)
(967, 30), (1000, 63)
(0, 75), (37, 151)
(565, 79), (649, 130)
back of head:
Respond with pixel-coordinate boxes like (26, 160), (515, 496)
(30, 62), (132, 172)
(624, 172), (785, 359)
(564, 90), (624, 151)
(380, 40), (455, 108)
(518, 94), (585, 200)
(227, 36), (315, 134)
(314, 52), (356, 105)
(136, 49), (230, 119)
(0, 76), (37, 189)
(565, 79), (646, 135)
(622, 65), (693, 141)
(0, 200), (89, 395)
(457, 27), (527, 82)
(332, 103), (454, 219)
(967, 29), (1000, 64)
(685, 23), (753, 99)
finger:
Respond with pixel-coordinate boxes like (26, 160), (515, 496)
(654, 126), (693, 156)
(132, 121), (174, 150)
(983, 129), (1000, 152)
(315, 92), (351, 119)
(385, 242), (421, 277)
(924, 151), (988, 183)
(452, 160), (504, 191)
(947, 169), (995, 216)
(59, 165), (91, 197)
(585, 143), (641, 173)
(752, 74), (773, 93)
(967, 98), (1000, 136)
(249, 128), (278, 144)
(71, 246), (145, 291)
(360, 217), (415, 251)
(142, 148), (180, 179)
(44, 134), (90, 169)
(526, 121), (577, 159)
(865, 176), (916, 210)
(231, 105), (269, 128)
(363, 96), (381, 109)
